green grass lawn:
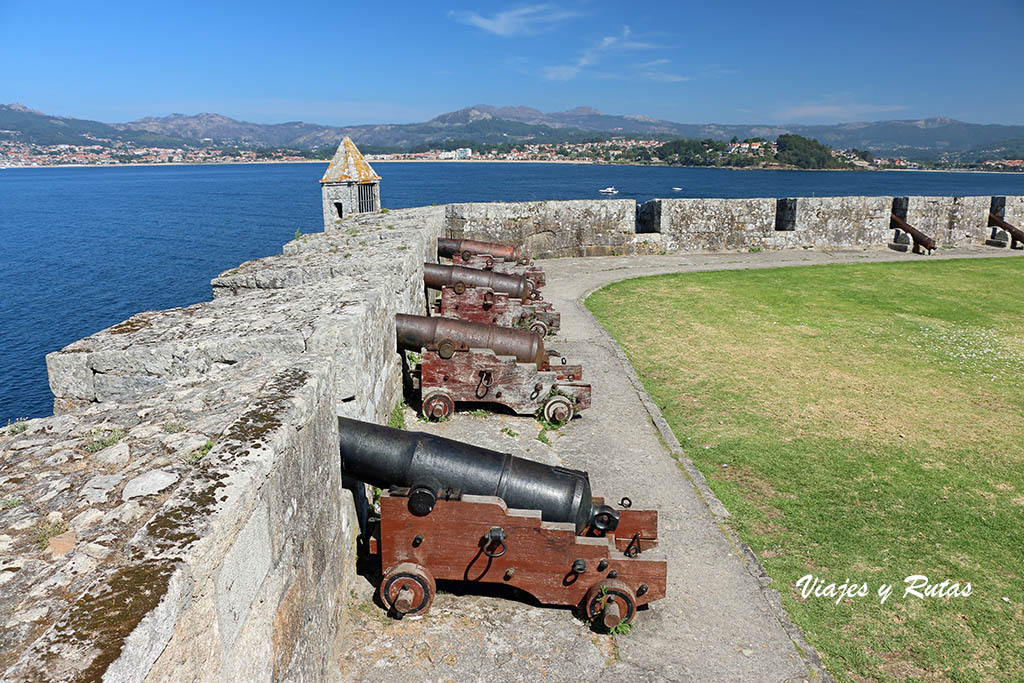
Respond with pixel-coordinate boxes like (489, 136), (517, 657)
(586, 258), (1024, 682)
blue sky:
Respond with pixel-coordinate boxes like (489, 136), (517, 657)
(2, 0), (1022, 126)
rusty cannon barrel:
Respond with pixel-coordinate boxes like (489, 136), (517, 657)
(890, 213), (936, 253)
(989, 212), (1024, 244)
(438, 238), (520, 262)
(396, 313), (547, 367)
(338, 417), (616, 533)
(423, 263), (535, 302)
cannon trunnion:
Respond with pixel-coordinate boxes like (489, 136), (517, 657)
(339, 419), (668, 626)
(396, 314), (589, 424)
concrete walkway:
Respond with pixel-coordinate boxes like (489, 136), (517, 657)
(332, 245), (1022, 682)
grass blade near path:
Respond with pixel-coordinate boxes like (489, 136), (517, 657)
(586, 257), (1024, 682)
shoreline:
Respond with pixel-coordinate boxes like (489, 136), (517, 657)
(1, 159), (1022, 175)
(0, 159), (330, 169)
(369, 158), (592, 165)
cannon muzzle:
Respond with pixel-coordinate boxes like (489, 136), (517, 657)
(339, 418), (610, 533)
(890, 213), (936, 253)
(438, 238), (520, 262)
(423, 263), (535, 302)
(396, 314), (547, 367)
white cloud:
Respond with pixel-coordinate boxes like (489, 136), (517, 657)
(619, 41), (661, 49)
(542, 64), (584, 81)
(543, 62), (583, 82)
(628, 58), (689, 83)
(641, 71), (690, 83)
(448, 5), (578, 36)
(543, 25), (659, 81)
(698, 65), (738, 79)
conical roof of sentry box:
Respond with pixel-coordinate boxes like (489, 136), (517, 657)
(319, 136), (381, 184)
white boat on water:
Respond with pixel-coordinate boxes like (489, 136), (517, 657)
(672, 186), (682, 191)
(598, 186), (618, 194)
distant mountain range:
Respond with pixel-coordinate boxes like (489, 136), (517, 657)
(4, 102), (1024, 160)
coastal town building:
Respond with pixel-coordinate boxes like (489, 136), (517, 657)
(319, 136), (381, 223)
(3, 134), (1020, 173)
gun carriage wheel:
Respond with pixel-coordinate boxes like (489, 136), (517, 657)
(584, 579), (637, 629)
(380, 562), (436, 617)
(422, 391), (455, 421)
(542, 394), (574, 426)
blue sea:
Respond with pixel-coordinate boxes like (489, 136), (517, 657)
(3, 161), (1023, 423)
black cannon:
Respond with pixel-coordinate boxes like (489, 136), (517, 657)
(339, 418), (667, 624)
(339, 417), (611, 532)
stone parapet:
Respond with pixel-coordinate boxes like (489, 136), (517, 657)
(10, 204), (445, 681)
(2, 356), (352, 681)
(654, 197), (777, 251)
(797, 196), (892, 247)
(445, 200), (638, 257)
(904, 195), (991, 246)
(638, 195), (1019, 252)
(49, 206), (445, 423)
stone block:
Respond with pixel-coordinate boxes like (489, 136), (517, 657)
(103, 565), (194, 683)
(122, 469), (179, 501)
(271, 563), (307, 678)
(658, 198), (776, 251)
(46, 283), (373, 414)
(81, 473), (124, 504)
(219, 532), (286, 681)
(141, 585), (221, 682)
(798, 196), (892, 248)
(905, 195), (991, 247)
(45, 350), (96, 404)
(186, 495), (276, 648)
(1004, 195), (1024, 225)
(956, 196), (992, 245)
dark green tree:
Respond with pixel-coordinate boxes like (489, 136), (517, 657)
(775, 134), (850, 169)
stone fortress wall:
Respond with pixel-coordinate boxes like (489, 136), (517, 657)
(3, 192), (1023, 680)
(451, 194), (1024, 254)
